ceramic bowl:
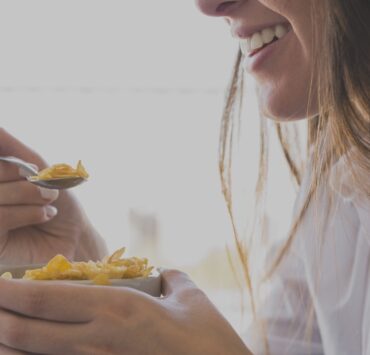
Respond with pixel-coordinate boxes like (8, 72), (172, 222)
(0, 264), (161, 297)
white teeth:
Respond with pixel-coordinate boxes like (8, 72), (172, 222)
(239, 24), (289, 56)
(250, 33), (264, 51)
(261, 28), (275, 44)
(275, 24), (287, 39)
(240, 38), (251, 54)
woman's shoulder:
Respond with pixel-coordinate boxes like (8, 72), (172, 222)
(291, 149), (370, 262)
(329, 150), (370, 234)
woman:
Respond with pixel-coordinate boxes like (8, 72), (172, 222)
(0, 0), (368, 354)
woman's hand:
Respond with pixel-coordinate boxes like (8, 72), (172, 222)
(0, 270), (251, 355)
(0, 128), (107, 264)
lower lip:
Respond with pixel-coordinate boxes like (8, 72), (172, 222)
(242, 30), (292, 73)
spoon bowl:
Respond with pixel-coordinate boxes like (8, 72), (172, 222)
(27, 176), (87, 190)
(0, 156), (87, 190)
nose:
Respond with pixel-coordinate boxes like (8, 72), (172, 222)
(196, 0), (243, 17)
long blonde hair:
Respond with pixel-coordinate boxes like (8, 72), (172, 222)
(220, 0), (370, 332)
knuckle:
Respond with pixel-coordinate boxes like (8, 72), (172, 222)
(24, 288), (46, 315)
(177, 284), (205, 303)
(181, 285), (204, 298)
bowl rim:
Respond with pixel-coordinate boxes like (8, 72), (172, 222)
(0, 264), (160, 281)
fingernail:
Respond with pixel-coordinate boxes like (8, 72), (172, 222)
(39, 187), (59, 201)
(45, 205), (58, 219)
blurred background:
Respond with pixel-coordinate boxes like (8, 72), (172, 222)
(0, 1), (298, 332)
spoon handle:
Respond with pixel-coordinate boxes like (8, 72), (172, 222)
(0, 156), (38, 176)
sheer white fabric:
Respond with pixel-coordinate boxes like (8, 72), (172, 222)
(243, 155), (370, 355)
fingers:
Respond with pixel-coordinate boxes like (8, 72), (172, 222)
(0, 181), (59, 206)
(0, 279), (95, 323)
(0, 128), (47, 171)
(0, 161), (25, 183)
(0, 308), (83, 355)
(161, 269), (198, 297)
(0, 176), (59, 235)
(0, 344), (27, 355)
(0, 205), (58, 235)
(0, 130), (59, 234)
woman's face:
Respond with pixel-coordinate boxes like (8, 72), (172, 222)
(196, 0), (318, 120)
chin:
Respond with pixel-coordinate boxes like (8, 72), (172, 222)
(260, 102), (308, 122)
(258, 86), (318, 122)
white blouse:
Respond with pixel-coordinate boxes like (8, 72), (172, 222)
(243, 154), (370, 355)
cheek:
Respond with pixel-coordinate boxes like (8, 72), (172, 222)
(253, 31), (317, 120)
(257, 0), (293, 15)
(250, 0), (317, 120)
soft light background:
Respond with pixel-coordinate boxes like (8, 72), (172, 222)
(0, 1), (297, 330)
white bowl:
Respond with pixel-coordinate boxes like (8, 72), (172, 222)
(0, 264), (162, 297)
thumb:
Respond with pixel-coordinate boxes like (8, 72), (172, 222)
(0, 128), (47, 169)
(160, 269), (197, 297)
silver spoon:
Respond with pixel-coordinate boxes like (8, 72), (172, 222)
(0, 156), (87, 190)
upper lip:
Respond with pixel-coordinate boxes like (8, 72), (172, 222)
(232, 21), (290, 39)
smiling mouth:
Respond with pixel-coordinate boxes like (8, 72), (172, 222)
(239, 24), (290, 57)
